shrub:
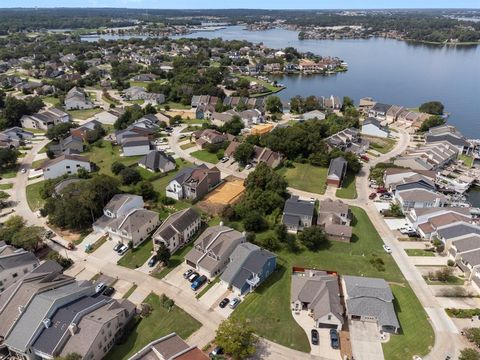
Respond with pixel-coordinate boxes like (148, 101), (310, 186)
(369, 255), (385, 272)
(446, 308), (480, 318)
(448, 259), (455, 267)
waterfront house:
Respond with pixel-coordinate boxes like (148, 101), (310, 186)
(395, 188), (447, 211)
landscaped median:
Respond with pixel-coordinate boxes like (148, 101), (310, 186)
(231, 207), (434, 359)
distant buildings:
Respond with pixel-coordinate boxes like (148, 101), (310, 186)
(21, 108), (70, 131)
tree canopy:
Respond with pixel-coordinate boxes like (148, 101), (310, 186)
(215, 318), (257, 360)
(233, 142), (254, 166)
(420, 115), (446, 132)
(419, 101), (444, 115)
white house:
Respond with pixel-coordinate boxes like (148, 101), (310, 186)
(107, 209), (160, 248)
(395, 188), (448, 211)
(361, 117), (390, 138)
(42, 154), (91, 180)
(20, 108), (70, 131)
(122, 137), (151, 156)
(0, 244), (39, 292)
(65, 87), (94, 110)
(92, 194), (144, 233)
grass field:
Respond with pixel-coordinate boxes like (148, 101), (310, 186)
(180, 142), (196, 150)
(0, 166), (18, 179)
(277, 163), (327, 194)
(367, 136), (396, 154)
(233, 207), (434, 359)
(83, 141), (143, 176)
(163, 102), (191, 110)
(42, 96), (61, 107)
(117, 239), (153, 269)
(104, 293), (201, 360)
(190, 150), (220, 164)
(68, 108), (102, 120)
(0, 183), (13, 190)
(26, 181), (45, 211)
(405, 249), (435, 257)
(336, 172), (357, 199)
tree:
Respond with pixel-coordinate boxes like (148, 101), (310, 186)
(156, 243), (171, 265)
(298, 226), (327, 251)
(265, 96), (282, 113)
(215, 318), (257, 360)
(420, 115), (446, 132)
(11, 226), (44, 251)
(135, 181), (156, 200)
(0, 215), (25, 244)
(0, 148), (17, 169)
(419, 101), (444, 115)
(144, 103), (157, 115)
(46, 250), (73, 269)
(111, 161), (126, 175)
(84, 124), (106, 144)
(221, 116), (244, 136)
(119, 167), (141, 185)
(243, 211), (268, 232)
(46, 122), (77, 141)
(459, 348), (480, 360)
(46, 149), (56, 159)
(233, 142), (254, 166)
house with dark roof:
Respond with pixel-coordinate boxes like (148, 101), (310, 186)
(425, 125), (472, 155)
(220, 242), (276, 295)
(42, 154), (91, 180)
(122, 136), (151, 157)
(20, 108), (70, 131)
(70, 119), (103, 141)
(291, 269), (344, 331)
(281, 195), (315, 233)
(139, 150), (176, 173)
(361, 117), (390, 138)
(48, 135), (84, 155)
(327, 157), (347, 188)
(165, 164), (221, 201)
(185, 226), (246, 277)
(193, 129), (228, 149)
(0, 244), (39, 292)
(342, 275), (400, 333)
(153, 208), (202, 254)
(368, 103), (393, 121)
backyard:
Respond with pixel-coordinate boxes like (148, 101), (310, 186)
(336, 172), (357, 199)
(83, 141), (143, 176)
(232, 207), (434, 359)
(67, 107), (103, 120)
(277, 163), (327, 194)
(26, 180), (45, 211)
(104, 293), (201, 360)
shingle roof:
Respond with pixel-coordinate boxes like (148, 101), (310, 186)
(461, 249), (480, 267)
(328, 157), (347, 179)
(437, 222), (480, 240)
(0, 250), (38, 272)
(104, 194), (142, 214)
(42, 154), (90, 169)
(453, 235), (480, 253)
(139, 150), (175, 171)
(283, 195), (315, 217)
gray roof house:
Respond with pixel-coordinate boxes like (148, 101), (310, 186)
(327, 157), (348, 188)
(342, 275), (400, 333)
(220, 242), (276, 295)
(152, 208), (202, 254)
(107, 208), (160, 248)
(185, 225), (246, 278)
(139, 150), (176, 173)
(65, 87), (94, 110)
(0, 245), (40, 292)
(281, 195), (315, 233)
(92, 194), (144, 233)
(291, 269), (344, 331)
(437, 222), (480, 243)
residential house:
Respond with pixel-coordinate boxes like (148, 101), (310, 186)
(185, 225), (246, 278)
(386, 105), (405, 123)
(64, 87), (94, 110)
(107, 209), (160, 248)
(0, 243), (39, 292)
(123, 86), (165, 104)
(318, 199), (353, 243)
(281, 195), (315, 233)
(425, 125), (473, 155)
(193, 129), (228, 149)
(93, 194), (144, 232)
(361, 117), (390, 138)
(368, 103), (393, 121)
(122, 136), (151, 156)
(416, 212), (473, 239)
(139, 150), (176, 173)
(220, 242), (276, 295)
(0, 127), (34, 149)
(94, 109), (124, 125)
(291, 269), (344, 331)
(437, 222), (480, 244)
(321, 95), (342, 111)
(358, 97), (376, 112)
(342, 275), (400, 333)
(393, 141), (459, 171)
(152, 208), (202, 254)
(301, 110), (326, 121)
(325, 128), (366, 154)
(211, 111), (237, 127)
(165, 164), (221, 201)
(395, 188), (447, 211)
(70, 119), (102, 141)
(252, 146), (283, 168)
(128, 333), (209, 360)
(383, 168), (436, 192)
(42, 154), (91, 180)
(21, 108), (70, 131)
(327, 157), (348, 187)
(48, 135), (84, 155)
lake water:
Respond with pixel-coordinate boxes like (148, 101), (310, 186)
(175, 26), (480, 138)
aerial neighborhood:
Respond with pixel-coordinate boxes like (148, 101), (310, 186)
(0, 7), (479, 360)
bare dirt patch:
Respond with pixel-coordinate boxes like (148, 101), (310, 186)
(197, 177), (245, 215)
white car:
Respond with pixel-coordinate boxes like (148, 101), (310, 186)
(118, 244), (129, 255)
(383, 244), (392, 254)
(95, 282), (106, 293)
(229, 297), (241, 309)
(399, 227), (414, 234)
(245, 164), (252, 170)
(21, 168), (27, 174)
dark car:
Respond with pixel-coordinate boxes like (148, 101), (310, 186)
(148, 256), (158, 267)
(369, 192), (377, 200)
(330, 329), (339, 349)
(219, 298), (230, 308)
(311, 329), (319, 345)
(113, 242), (123, 252)
(209, 346), (224, 357)
(191, 275), (207, 291)
(102, 287), (115, 296)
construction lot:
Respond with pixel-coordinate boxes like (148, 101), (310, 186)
(197, 177), (245, 215)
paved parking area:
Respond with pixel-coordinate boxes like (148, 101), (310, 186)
(384, 218), (408, 230)
(349, 321), (384, 360)
(111, 279), (133, 299)
(163, 263), (199, 295)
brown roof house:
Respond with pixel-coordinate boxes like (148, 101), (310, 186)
(185, 225), (246, 278)
(326, 157), (348, 188)
(318, 199), (353, 243)
(193, 129), (228, 149)
(165, 164), (221, 201)
(291, 269), (344, 331)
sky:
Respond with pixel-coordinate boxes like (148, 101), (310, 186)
(2, 0), (480, 9)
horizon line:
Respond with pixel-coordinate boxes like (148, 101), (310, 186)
(0, 7), (479, 10)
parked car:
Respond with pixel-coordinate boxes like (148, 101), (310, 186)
(44, 230), (54, 239)
(179, 134), (186, 139)
(229, 297), (241, 309)
(220, 156), (229, 163)
(330, 329), (339, 349)
(383, 244), (392, 254)
(21, 168), (26, 174)
(148, 256), (158, 267)
(118, 244), (128, 255)
(183, 269), (193, 279)
(188, 272), (199, 283)
(102, 286), (115, 296)
(209, 347), (224, 357)
(191, 275), (207, 291)
(376, 187), (388, 194)
(380, 194), (392, 200)
(311, 329), (319, 345)
(369, 192), (377, 200)
(219, 298), (230, 308)
(113, 242), (122, 252)
(360, 155), (370, 162)
(95, 282), (106, 294)
(245, 163), (252, 170)
(399, 227), (415, 234)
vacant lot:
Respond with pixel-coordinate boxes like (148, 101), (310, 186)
(190, 149), (220, 164)
(197, 178), (245, 215)
(68, 108), (102, 120)
(365, 135), (396, 154)
(278, 163), (327, 194)
(26, 181), (45, 211)
(336, 172), (357, 199)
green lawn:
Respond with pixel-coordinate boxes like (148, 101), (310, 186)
(127, 99), (145, 105)
(31, 158), (46, 169)
(122, 284), (138, 299)
(277, 163), (327, 194)
(83, 141), (143, 176)
(236, 75), (284, 93)
(0, 166), (19, 179)
(183, 118), (208, 125)
(26, 181), (46, 211)
(233, 207), (434, 358)
(42, 96), (61, 106)
(368, 136), (396, 154)
(117, 239), (153, 269)
(67, 108), (102, 120)
(459, 154), (474, 168)
(382, 284), (434, 360)
(405, 249), (435, 257)
(0, 183), (13, 190)
(85, 235), (107, 253)
(196, 276), (220, 299)
(336, 172), (357, 199)
(153, 242), (194, 280)
(104, 293), (201, 360)
(150, 158), (192, 194)
(180, 142), (196, 150)
(162, 102), (191, 110)
(190, 150), (220, 164)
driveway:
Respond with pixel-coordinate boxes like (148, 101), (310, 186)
(349, 321), (384, 360)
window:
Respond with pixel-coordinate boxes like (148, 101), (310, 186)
(66, 165), (70, 169)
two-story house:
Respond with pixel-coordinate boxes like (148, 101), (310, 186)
(42, 154), (91, 179)
(92, 194), (144, 233)
(281, 195), (315, 233)
(107, 209), (160, 248)
(165, 164), (221, 201)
